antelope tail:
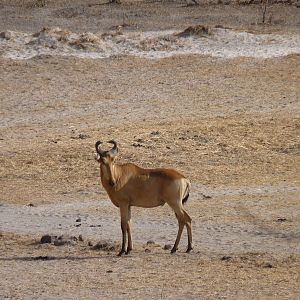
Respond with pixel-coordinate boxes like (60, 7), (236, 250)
(182, 179), (191, 205)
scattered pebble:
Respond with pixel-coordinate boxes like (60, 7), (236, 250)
(263, 262), (273, 268)
(221, 255), (232, 261)
(276, 217), (287, 223)
(150, 131), (160, 135)
(40, 234), (52, 244)
(146, 240), (155, 245)
(53, 240), (67, 246)
(92, 241), (117, 251)
(163, 244), (172, 250)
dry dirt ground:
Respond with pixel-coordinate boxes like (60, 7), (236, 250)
(0, 1), (300, 299)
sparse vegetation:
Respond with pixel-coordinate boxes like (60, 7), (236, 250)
(32, 0), (46, 8)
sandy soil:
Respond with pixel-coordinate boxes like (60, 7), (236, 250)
(0, 1), (300, 299)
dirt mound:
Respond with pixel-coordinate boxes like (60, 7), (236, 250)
(69, 32), (100, 50)
(1, 27), (299, 60)
(27, 27), (71, 49)
(32, 27), (71, 41)
(139, 35), (181, 52)
(91, 240), (119, 252)
(176, 25), (210, 38)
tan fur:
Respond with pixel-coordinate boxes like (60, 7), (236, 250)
(98, 155), (192, 256)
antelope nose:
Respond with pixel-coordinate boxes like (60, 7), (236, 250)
(109, 180), (115, 187)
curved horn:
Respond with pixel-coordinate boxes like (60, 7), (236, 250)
(108, 139), (118, 157)
(95, 141), (106, 156)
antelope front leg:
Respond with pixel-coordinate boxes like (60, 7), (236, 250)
(118, 204), (129, 256)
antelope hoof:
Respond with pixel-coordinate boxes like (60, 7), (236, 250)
(118, 250), (126, 257)
(170, 247), (177, 254)
(126, 248), (132, 255)
(186, 247), (193, 253)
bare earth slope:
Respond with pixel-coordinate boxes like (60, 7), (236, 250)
(0, 1), (299, 299)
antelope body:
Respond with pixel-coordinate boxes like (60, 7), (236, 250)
(95, 140), (193, 256)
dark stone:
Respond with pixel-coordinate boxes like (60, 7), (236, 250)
(163, 244), (172, 250)
(40, 235), (52, 244)
(78, 235), (84, 241)
(276, 217), (287, 223)
(92, 241), (117, 251)
(54, 240), (67, 246)
(221, 255), (232, 261)
(146, 240), (155, 245)
(0, 31), (12, 40)
(150, 131), (160, 135)
(76, 218), (81, 222)
(263, 262), (273, 268)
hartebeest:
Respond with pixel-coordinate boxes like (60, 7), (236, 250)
(95, 140), (192, 256)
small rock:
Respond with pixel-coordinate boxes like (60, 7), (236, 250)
(0, 31), (12, 40)
(78, 235), (84, 242)
(88, 241), (93, 247)
(40, 235), (52, 244)
(163, 244), (172, 250)
(106, 270), (113, 273)
(146, 240), (155, 245)
(145, 248), (151, 253)
(221, 255), (232, 261)
(75, 223), (81, 227)
(150, 131), (160, 136)
(76, 218), (81, 222)
(132, 143), (143, 148)
(276, 217), (287, 223)
(263, 262), (273, 268)
(78, 133), (90, 139)
(27, 203), (35, 207)
(92, 241), (117, 251)
(54, 240), (67, 246)
(201, 193), (212, 199)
